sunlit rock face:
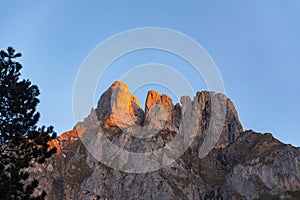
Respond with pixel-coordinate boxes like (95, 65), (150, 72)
(96, 81), (144, 130)
(31, 81), (300, 200)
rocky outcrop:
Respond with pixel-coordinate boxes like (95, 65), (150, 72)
(32, 81), (300, 200)
(96, 81), (144, 132)
(144, 90), (174, 134)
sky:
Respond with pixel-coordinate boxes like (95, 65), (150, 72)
(0, 1), (299, 146)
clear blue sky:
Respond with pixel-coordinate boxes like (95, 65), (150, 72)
(1, 1), (299, 146)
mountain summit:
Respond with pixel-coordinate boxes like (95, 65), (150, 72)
(30, 81), (300, 200)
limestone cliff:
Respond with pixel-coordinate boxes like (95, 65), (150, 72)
(31, 81), (300, 200)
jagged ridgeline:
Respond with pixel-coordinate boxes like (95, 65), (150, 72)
(29, 81), (300, 200)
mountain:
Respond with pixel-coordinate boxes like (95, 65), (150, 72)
(29, 81), (300, 200)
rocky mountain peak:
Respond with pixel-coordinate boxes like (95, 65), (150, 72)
(96, 81), (144, 130)
(95, 81), (178, 137)
(144, 90), (174, 132)
(30, 81), (300, 200)
(145, 90), (173, 111)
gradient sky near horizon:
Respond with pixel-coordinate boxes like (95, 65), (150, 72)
(1, 1), (299, 146)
